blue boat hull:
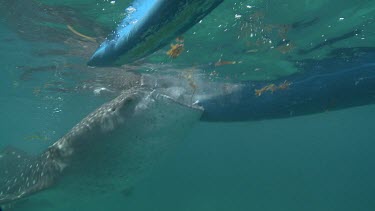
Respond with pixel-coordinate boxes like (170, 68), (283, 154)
(200, 50), (375, 121)
(88, 0), (223, 67)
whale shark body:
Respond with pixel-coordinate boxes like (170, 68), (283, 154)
(0, 89), (202, 208)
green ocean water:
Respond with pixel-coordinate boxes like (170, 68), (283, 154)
(1, 0), (375, 210)
(2, 0), (375, 81)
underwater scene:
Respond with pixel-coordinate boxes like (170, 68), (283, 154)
(0, 0), (375, 210)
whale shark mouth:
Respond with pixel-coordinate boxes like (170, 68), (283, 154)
(0, 89), (202, 208)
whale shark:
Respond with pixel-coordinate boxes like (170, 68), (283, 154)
(0, 88), (202, 208)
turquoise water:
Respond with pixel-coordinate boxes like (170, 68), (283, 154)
(140, 108), (375, 211)
(4, 103), (375, 210)
(1, 0), (375, 210)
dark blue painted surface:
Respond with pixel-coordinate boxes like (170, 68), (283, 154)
(200, 51), (375, 121)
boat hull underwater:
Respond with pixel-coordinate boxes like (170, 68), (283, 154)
(88, 0), (224, 67)
(199, 52), (375, 121)
(88, 0), (375, 121)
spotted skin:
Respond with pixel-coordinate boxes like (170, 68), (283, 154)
(0, 90), (140, 205)
(0, 89), (202, 206)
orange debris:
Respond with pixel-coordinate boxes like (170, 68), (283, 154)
(255, 80), (291, 96)
(166, 43), (184, 58)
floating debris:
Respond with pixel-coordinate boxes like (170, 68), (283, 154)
(255, 80), (291, 96)
(214, 59), (242, 66)
(167, 43), (184, 58)
(67, 25), (96, 43)
(166, 37), (185, 58)
(276, 42), (294, 54)
(24, 133), (49, 142)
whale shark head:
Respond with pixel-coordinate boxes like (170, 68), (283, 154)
(94, 89), (143, 133)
